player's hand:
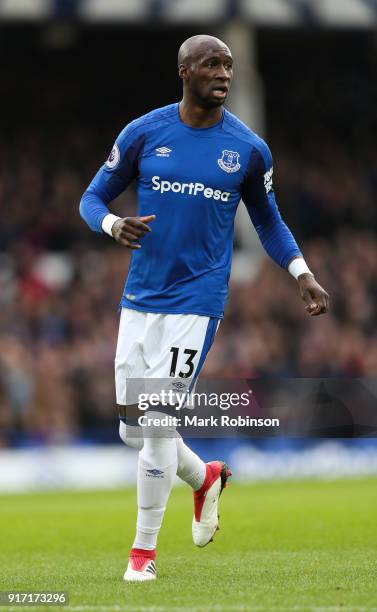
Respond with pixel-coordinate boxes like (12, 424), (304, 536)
(297, 273), (329, 316)
(112, 215), (156, 249)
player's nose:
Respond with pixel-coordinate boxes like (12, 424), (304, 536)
(215, 65), (230, 81)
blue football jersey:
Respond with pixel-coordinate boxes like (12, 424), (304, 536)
(80, 103), (301, 318)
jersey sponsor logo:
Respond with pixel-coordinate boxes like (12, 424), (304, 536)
(156, 146), (171, 157)
(264, 167), (273, 193)
(218, 149), (241, 173)
(151, 176), (230, 202)
(105, 144), (120, 169)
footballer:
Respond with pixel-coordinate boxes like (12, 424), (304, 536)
(80, 34), (329, 581)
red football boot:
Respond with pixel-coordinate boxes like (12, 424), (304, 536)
(192, 461), (232, 547)
(123, 548), (157, 582)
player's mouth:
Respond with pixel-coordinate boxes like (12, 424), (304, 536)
(211, 85), (228, 100)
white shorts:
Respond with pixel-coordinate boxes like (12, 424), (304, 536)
(115, 307), (219, 406)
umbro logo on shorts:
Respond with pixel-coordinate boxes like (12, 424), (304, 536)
(172, 381), (187, 391)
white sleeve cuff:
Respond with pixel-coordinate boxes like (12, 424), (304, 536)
(288, 257), (312, 280)
(102, 214), (121, 237)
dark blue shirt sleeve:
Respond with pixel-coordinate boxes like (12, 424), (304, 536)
(241, 140), (302, 269)
(79, 123), (145, 233)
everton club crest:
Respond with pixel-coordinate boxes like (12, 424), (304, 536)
(218, 150), (241, 173)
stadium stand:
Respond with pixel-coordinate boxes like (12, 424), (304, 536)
(0, 21), (376, 450)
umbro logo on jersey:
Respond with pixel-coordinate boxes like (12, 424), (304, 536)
(156, 147), (172, 157)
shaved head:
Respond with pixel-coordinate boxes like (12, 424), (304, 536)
(178, 34), (230, 68)
(178, 34), (233, 116)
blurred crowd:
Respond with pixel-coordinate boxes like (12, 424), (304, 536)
(0, 123), (376, 448)
(0, 24), (376, 447)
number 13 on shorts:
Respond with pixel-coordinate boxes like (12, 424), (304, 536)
(115, 308), (220, 405)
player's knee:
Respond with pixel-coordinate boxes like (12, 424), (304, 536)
(141, 435), (177, 467)
(119, 420), (143, 451)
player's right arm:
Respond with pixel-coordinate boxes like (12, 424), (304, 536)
(79, 123), (155, 248)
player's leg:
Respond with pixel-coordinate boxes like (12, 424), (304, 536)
(115, 308), (163, 581)
(134, 410), (178, 547)
(123, 409), (178, 581)
(125, 313), (209, 581)
(175, 436), (206, 490)
(115, 310), (198, 578)
(119, 404), (208, 491)
(115, 308), (145, 451)
(116, 309), (219, 484)
(143, 313), (215, 490)
(121, 312), (231, 581)
(144, 314), (231, 547)
(118, 403), (210, 491)
(119, 408), (143, 451)
(125, 313), (197, 581)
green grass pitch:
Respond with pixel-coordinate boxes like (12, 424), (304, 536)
(0, 479), (377, 611)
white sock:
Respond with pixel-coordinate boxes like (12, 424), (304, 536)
(176, 437), (206, 491)
(118, 418), (206, 492)
(119, 420), (143, 451)
(133, 411), (178, 551)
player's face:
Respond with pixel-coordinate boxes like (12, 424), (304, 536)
(189, 49), (233, 109)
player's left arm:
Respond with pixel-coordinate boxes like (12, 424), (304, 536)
(241, 141), (329, 316)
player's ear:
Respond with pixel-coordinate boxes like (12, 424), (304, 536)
(178, 64), (188, 80)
